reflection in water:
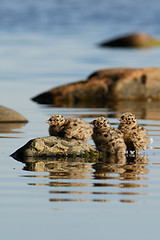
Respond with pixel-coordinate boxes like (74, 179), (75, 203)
(93, 155), (148, 181)
(23, 159), (92, 179)
(60, 101), (160, 121)
(103, 101), (160, 121)
(17, 154), (149, 203)
(107, 101), (160, 120)
(93, 155), (148, 203)
(0, 122), (26, 137)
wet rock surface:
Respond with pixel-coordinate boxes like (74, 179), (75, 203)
(11, 136), (98, 161)
(99, 32), (160, 48)
(32, 67), (160, 106)
(0, 105), (28, 123)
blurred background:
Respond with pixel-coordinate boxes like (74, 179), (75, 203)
(0, 0), (160, 120)
(1, 1), (160, 240)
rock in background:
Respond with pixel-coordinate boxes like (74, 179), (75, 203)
(99, 32), (160, 48)
(0, 105), (28, 123)
(32, 67), (160, 106)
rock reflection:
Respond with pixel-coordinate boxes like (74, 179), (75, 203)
(18, 154), (149, 203)
(54, 101), (160, 121)
(23, 157), (92, 180)
(0, 122), (26, 137)
(106, 100), (160, 120)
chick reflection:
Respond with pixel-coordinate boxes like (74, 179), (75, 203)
(21, 154), (149, 203)
(93, 154), (149, 203)
(93, 154), (149, 180)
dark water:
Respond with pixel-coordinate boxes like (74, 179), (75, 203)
(1, 0), (160, 239)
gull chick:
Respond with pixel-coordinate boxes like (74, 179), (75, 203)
(90, 117), (126, 156)
(45, 114), (93, 141)
(118, 112), (149, 155)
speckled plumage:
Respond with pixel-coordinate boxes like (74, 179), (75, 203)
(90, 117), (126, 155)
(118, 112), (149, 155)
(45, 114), (93, 141)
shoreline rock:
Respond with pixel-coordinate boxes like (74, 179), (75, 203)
(11, 136), (99, 161)
(99, 32), (160, 48)
(32, 67), (160, 106)
(0, 105), (28, 123)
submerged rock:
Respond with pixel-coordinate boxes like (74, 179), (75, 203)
(0, 105), (28, 123)
(32, 67), (160, 106)
(11, 136), (98, 161)
(99, 32), (160, 48)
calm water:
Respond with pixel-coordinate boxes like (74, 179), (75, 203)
(1, 0), (160, 239)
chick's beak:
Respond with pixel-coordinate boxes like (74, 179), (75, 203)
(118, 118), (121, 121)
(45, 120), (50, 123)
(89, 121), (93, 124)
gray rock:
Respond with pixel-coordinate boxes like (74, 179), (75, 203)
(11, 136), (98, 160)
(0, 105), (28, 123)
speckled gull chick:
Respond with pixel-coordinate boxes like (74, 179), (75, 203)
(118, 112), (149, 155)
(90, 116), (126, 156)
(45, 114), (93, 141)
